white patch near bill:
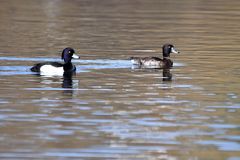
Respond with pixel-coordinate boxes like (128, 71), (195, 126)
(40, 65), (64, 76)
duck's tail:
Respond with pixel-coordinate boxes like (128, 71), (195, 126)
(30, 63), (41, 72)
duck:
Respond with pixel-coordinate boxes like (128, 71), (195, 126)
(30, 47), (80, 75)
(130, 44), (180, 69)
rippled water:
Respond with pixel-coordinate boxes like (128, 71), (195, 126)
(0, 0), (240, 159)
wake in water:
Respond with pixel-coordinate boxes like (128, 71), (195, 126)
(0, 56), (184, 76)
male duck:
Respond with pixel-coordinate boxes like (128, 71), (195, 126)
(130, 44), (180, 69)
(31, 47), (80, 75)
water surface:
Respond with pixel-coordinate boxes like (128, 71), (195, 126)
(0, 0), (240, 159)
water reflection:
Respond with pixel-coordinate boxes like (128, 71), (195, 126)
(62, 72), (78, 96)
(0, 0), (240, 159)
(132, 66), (173, 82)
(62, 72), (75, 89)
(162, 69), (172, 81)
(30, 72), (79, 97)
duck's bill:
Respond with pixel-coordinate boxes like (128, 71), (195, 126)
(72, 54), (80, 59)
(171, 47), (180, 54)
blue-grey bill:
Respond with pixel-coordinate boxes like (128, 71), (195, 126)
(171, 47), (180, 54)
(72, 54), (80, 59)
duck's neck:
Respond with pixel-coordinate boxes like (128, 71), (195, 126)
(63, 62), (74, 71)
(163, 57), (173, 68)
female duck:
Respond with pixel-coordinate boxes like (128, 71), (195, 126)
(31, 47), (80, 75)
(130, 44), (179, 69)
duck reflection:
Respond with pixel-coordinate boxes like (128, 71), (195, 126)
(62, 72), (75, 88)
(162, 69), (172, 81)
(62, 72), (78, 96)
(131, 66), (172, 81)
(32, 71), (79, 97)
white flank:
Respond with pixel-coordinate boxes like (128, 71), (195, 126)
(40, 65), (64, 76)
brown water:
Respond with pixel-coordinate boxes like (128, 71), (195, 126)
(0, 0), (240, 159)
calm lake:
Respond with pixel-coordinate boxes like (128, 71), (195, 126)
(0, 0), (240, 159)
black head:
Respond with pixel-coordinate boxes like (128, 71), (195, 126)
(162, 44), (179, 57)
(61, 47), (80, 63)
